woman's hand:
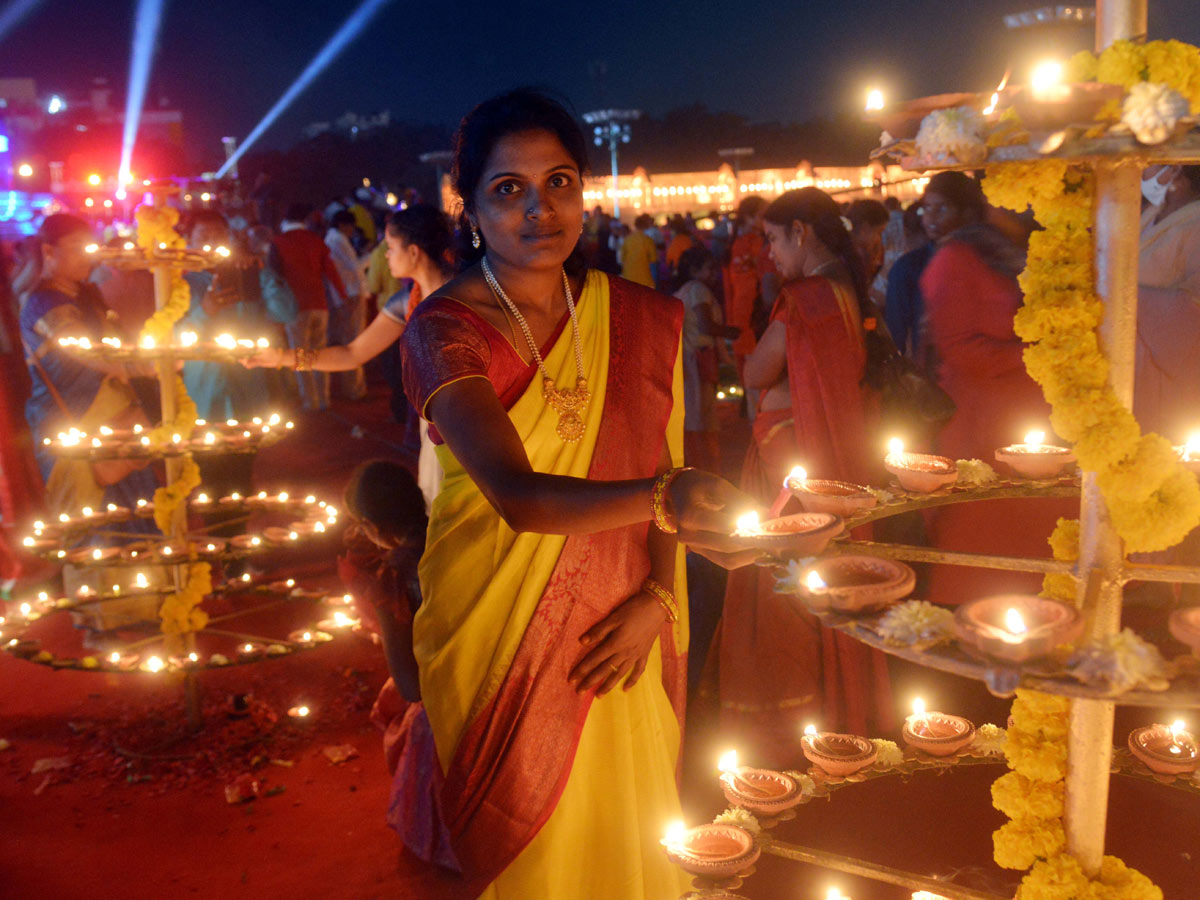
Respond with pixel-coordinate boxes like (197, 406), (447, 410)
(669, 469), (760, 553)
(569, 591), (668, 696)
(241, 347), (286, 369)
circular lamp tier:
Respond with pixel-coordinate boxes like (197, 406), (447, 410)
(82, 243), (232, 271)
(21, 490), (338, 549)
(56, 335), (277, 365)
(45, 418), (292, 461)
(1, 586), (359, 673)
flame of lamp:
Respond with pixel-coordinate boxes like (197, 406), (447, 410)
(955, 594), (1084, 664)
(798, 556), (916, 614)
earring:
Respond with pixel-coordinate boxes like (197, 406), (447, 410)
(471, 227), (481, 249)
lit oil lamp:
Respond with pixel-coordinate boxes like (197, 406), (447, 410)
(717, 749), (803, 816)
(287, 704), (314, 722)
(141, 655), (166, 674)
(288, 628), (333, 647)
(786, 467), (877, 517)
(108, 651), (140, 671)
(796, 556), (916, 614)
(1174, 432), (1200, 474)
(1128, 720), (1199, 775)
(883, 438), (957, 493)
(660, 819), (760, 879)
(994, 429), (1075, 479)
(731, 509), (842, 556)
(801, 723), (877, 776)
(955, 594), (1084, 664)
(237, 642), (266, 660)
(317, 610), (361, 632)
(901, 698), (975, 756)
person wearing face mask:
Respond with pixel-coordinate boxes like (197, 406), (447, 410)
(1135, 165), (1200, 439)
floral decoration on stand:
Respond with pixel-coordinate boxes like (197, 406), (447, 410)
(134, 204), (192, 345)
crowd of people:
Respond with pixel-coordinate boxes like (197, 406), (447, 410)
(2, 85), (1199, 897)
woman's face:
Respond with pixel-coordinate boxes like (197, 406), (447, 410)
(44, 230), (95, 283)
(471, 128), (584, 272)
(385, 231), (419, 280)
(764, 220), (805, 280)
(921, 191), (970, 243)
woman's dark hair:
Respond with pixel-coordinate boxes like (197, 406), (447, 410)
(674, 244), (713, 289)
(847, 198), (889, 231)
(1180, 165), (1200, 195)
(39, 214), (93, 246)
(735, 196), (768, 227)
(764, 187), (888, 386)
(344, 459), (427, 551)
(451, 88), (589, 274)
(331, 209), (356, 229)
(385, 204), (455, 272)
(925, 171), (987, 222)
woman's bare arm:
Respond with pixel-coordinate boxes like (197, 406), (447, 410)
(743, 319), (786, 390)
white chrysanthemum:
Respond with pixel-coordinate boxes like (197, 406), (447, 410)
(915, 107), (987, 165)
(866, 486), (894, 504)
(713, 807), (761, 834)
(971, 722), (1008, 755)
(1123, 81), (1189, 145)
(793, 772), (816, 796)
(871, 738), (904, 767)
(1068, 628), (1168, 692)
(956, 458), (999, 485)
(877, 600), (955, 645)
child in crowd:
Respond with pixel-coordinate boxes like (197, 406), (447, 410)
(338, 459), (456, 869)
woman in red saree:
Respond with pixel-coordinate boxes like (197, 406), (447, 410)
(717, 188), (894, 767)
(393, 90), (754, 899)
(920, 173), (1067, 607)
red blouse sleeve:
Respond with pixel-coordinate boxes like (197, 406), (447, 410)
(400, 298), (492, 417)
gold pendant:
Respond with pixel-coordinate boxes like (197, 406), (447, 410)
(544, 378), (590, 442)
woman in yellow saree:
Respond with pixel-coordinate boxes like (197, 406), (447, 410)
(393, 90), (754, 899)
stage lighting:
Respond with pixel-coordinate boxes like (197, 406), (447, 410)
(87, 173), (101, 186)
(17, 162), (33, 177)
(47, 94), (64, 114)
(118, 0), (166, 191)
(217, 0), (394, 179)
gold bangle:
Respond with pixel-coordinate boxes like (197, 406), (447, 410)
(294, 347), (315, 372)
(641, 577), (678, 623)
(651, 466), (692, 534)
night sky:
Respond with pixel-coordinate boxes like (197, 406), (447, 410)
(4, 0), (1200, 168)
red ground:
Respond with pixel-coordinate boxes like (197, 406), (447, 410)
(2, 384), (1198, 899)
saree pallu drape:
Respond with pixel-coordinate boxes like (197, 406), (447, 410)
(405, 272), (690, 899)
(717, 278), (893, 767)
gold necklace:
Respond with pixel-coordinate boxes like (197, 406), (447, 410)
(481, 257), (589, 442)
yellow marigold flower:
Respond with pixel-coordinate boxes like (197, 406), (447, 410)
(992, 772), (1065, 820)
(1066, 50), (1099, 83)
(1005, 730), (1068, 781)
(1092, 856), (1164, 900)
(1015, 854), (1090, 900)
(1097, 40), (1147, 88)
(1048, 519), (1080, 562)
(993, 817), (1066, 870)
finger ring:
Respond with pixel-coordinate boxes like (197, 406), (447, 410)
(608, 663), (619, 673)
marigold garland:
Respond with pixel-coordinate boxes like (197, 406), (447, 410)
(981, 38), (1200, 899)
(134, 205), (192, 345)
(133, 203), (207, 636)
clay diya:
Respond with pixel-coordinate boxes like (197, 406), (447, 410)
(718, 750), (804, 816)
(955, 594), (1084, 664)
(70, 546), (121, 564)
(288, 628), (333, 647)
(884, 439), (957, 493)
(1128, 722), (1199, 776)
(995, 430), (1075, 479)
(902, 699), (975, 756)
(801, 725), (877, 776)
(660, 821), (759, 879)
(798, 556), (915, 614)
(236, 641), (266, 660)
(262, 526), (293, 544)
(229, 534), (263, 551)
(787, 471), (877, 518)
(1168, 606), (1200, 656)
(732, 511), (842, 556)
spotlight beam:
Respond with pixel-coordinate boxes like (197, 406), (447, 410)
(216, 0), (393, 179)
(0, 0), (44, 46)
(118, 0), (167, 194)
